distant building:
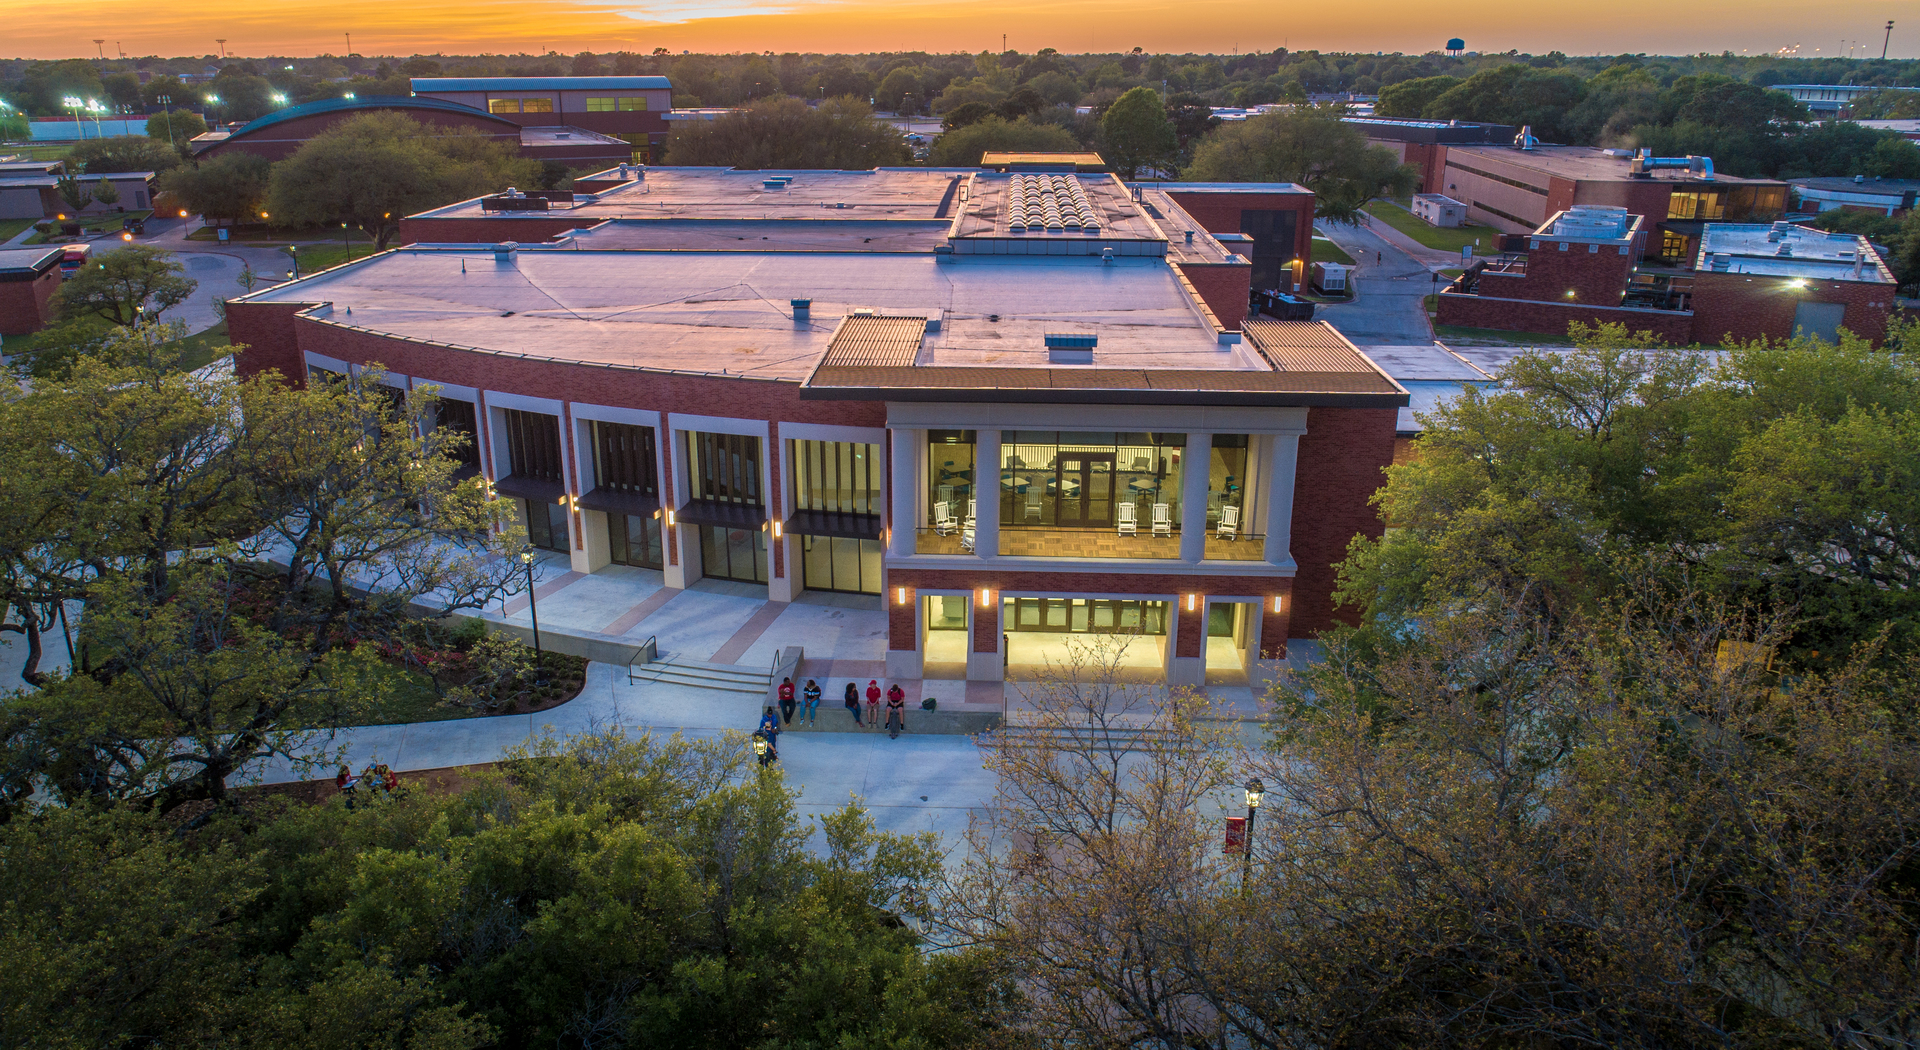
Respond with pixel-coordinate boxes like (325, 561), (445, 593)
(191, 95), (635, 168)
(1410, 143), (1788, 265)
(412, 76), (673, 163)
(0, 246), (63, 336)
(1855, 118), (1920, 141)
(1790, 175), (1920, 217)
(1346, 117), (1517, 197)
(0, 160), (156, 219)
(1437, 207), (1896, 345)
(1773, 84), (1920, 117)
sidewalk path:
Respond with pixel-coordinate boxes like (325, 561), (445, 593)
(1314, 220), (1440, 345)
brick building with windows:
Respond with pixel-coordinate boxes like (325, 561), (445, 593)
(412, 76), (673, 163)
(227, 164), (1411, 688)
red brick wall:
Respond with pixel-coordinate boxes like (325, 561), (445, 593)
(972, 592), (999, 653)
(1175, 261), (1251, 331)
(396, 216), (601, 245)
(0, 268), (61, 336)
(1496, 237), (1637, 304)
(1288, 406), (1397, 637)
(889, 587), (915, 652)
(227, 300), (317, 382)
(199, 108), (520, 162)
(1165, 190), (1317, 273)
(1258, 595), (1292, 659)
(1688, 271), (1893, 346)
(1174, 599), (1204, 657)
(1436, 292), (1694, 343)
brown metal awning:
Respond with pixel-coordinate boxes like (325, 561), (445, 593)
(785, 509), (882, 540)
(578, 487), (660, 517)
(674, 499), (768, 530)
(493, 474), (567, 503)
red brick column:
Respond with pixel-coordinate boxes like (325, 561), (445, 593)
(1175, 596), (1205, 658)
(972, 590), (999, 654)
(768, 421), (784, 579)
(889, 586), (916, 652)
(1259, 586), (1293, 659)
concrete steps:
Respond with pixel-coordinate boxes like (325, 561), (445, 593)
(628, 655), (773, 696)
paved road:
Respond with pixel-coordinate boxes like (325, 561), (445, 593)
(1314, 219), (1442, 346)
(138, 218), (291, 332)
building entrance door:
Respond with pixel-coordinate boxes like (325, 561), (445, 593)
(1055, 453), (1115, 527)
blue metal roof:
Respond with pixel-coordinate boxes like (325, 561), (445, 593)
(224, 95), (515, 138)
(411, 76), (673, 93)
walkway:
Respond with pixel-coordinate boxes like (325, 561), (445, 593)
(1313, 219), (1441, 346)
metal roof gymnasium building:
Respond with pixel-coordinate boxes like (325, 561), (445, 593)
(227, 164), (1398, 689)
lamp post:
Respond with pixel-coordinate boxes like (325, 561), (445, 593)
(288, 244), (299, 278)
(520, 550), (543, 674)
(156, 94), (174, 148)
(341, 222), (351, 262)
(1241, 777), (1263, 885)
(62, 97), (86, 139)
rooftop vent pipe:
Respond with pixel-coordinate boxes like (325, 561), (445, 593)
(1513, 125), (1538, 150)
(493, 241), (518, 263)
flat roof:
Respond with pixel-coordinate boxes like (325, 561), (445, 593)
(240, 246), (1246, 383)
(411, 76), (673, 92)
(1446, 145), (1784, 186)
(1790, 176), (1920, 195)
(979, 151), (1108, 171)
(1158, 181), (1312, 194)
(519, 126), (627, 147)
(1697, 223), (1893, 283)
(563, 218), (954, 252)
(412, 167), (964, 224)
(950, 171), (1163, 242)
(0, 246), (62, 276)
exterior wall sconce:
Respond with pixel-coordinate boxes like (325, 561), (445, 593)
(978, 587), (993, 608)
(1187, 593), (1198, 612)
(771, 521), (782, 539)
(1272, 595), (1284, 614)
(896, 587), (908, 605)
(665, 510), (675, 527)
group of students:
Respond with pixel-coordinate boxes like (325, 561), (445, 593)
(755, 677), (912, 765)
(334, 762), (400, 808)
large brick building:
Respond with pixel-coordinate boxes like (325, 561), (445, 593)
(1438, 206), (1896, 345)
(192, 91), (641, 168)
(228, 165), (1409, 687)
(0, 246), (63, 336)
(412, 76), (673, 164)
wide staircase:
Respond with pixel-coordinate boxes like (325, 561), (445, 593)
(627, 654), (775, 696)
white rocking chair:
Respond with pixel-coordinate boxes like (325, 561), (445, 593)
(1116, 502), (1138, 537)
(1217, 504), (1240, 540)
(1024, 489), (1043, 521)
(1151, 503), (1173, 537)
(960, 522), (977, 552)
(932, 500), (958, 536)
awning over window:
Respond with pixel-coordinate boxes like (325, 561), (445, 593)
(578, 487), (660, 517)
(673, 499), (767, 530)
(785, 509), (882, 540)
(493, 474), (566, 503)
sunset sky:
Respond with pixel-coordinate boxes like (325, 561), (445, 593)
(12, 0), (1918, 61)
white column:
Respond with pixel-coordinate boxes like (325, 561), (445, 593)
(1179, 431), (1211, 563)
(574, 510), (612, 573)
(664, 427), (695, 589)
(889, 427), (917, 557)
(1263, 433), (1300, 570)
(974, 429), (1000, 559)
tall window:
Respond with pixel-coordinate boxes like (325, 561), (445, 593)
(435, 397), (481, 474)
(791, 440), (880, 515)
(609, 514), (663, 569)
(1208, 434), (1249, 530)
(487, 98), (520, 114)
(701, 526), (768, 583)
(800, 536), (882, 594)
(688, 432), (761, 505)
(591, 421), (657, 497)
(518, 97), (554, 113)
(1000, 431), (1185, 529)
(586, 96), (648, 111)
(504, 409), (563, 482)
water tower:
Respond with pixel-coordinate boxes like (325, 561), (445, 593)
(1446, 38), (1466, 56)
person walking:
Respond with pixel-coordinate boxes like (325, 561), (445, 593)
(844, 681), (862, 726)
(777, 677), (796, 724)
(885, 682), (907, 738)
(1375, 250), (1382, 266)
(864, 679), (882, 727)
(757, 705), (781, 747)
(802, 679), (822, 725)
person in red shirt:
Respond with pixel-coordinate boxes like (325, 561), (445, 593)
(885, 683), (907, 738)
(777, 677), (796, 725)
(864, 679), (882, 727)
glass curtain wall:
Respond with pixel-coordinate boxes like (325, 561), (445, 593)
(504, 409), (567, 552)
(700, 525), (768, 583)
(791, 440), (883, 594)
(1208, 435), (1249, 533)
(434, 398), (481, 475)
(688, 432), (761, 504)
(1000, 432), (1185, 529)
(926, 430), (976, 527)
(791, 441), (881, 515)
(1003, 598), (1170, 635)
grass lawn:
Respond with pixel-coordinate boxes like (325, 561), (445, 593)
(1366, 200), (1496, 256)
(1434, 323), (1577, 346)
(0, 217), (37, 243)
(352, 652), (589, 727)
(283, 242), (381, 274)
(24, 210), (155, 245)
(1311, 236), (1354, 265)
(165, 320), (233, 373)
(2, 144), (73, 161)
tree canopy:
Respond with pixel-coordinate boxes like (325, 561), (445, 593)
(65, 135), (184, 175)
(160, 152), (273, 227)
(265, 111), (540, 249)
(927, 115), (1080, 166)
(1187, 107), (1415, 223)
(1099, 86), (1177, 179)
(663, 96), (911, 169)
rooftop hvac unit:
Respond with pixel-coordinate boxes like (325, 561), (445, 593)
(1045, 332), (1096, 363)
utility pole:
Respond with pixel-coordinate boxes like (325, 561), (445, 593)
(1886, 21), (1896, 60)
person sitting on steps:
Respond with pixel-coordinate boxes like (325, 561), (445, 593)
(802, 679), (821, 725)
(777, 677), (796, 724)
(844, 681), (862, 726)
(885, 682), (907, 738)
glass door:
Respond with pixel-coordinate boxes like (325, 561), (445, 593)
(1055, 454), (1115, 527)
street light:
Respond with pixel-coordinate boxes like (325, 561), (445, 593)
(156, 93), (175, 148)
(520, 550), (544, 674)
(1241, 777), (1264, 884)
(288, 244), (299, 277)
(62, 96), (86, 139)
(341, 222), (351, 261)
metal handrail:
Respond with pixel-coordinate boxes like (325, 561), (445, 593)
(627, 635), (659, 685)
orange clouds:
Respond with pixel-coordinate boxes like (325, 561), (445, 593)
(6, 0), (1901, 60)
